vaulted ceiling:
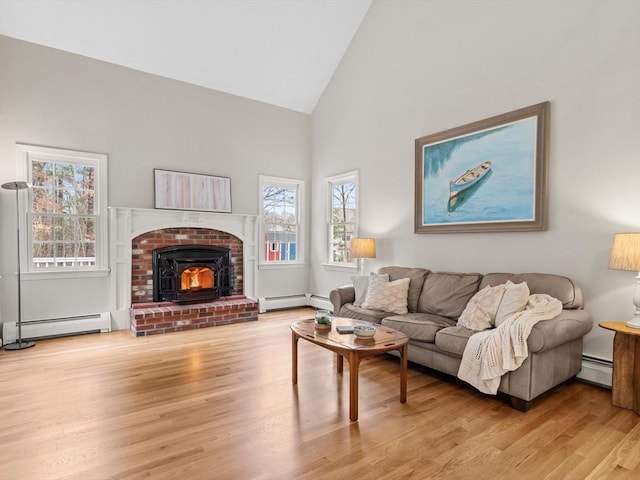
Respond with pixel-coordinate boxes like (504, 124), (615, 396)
(0, 0), (372, 113)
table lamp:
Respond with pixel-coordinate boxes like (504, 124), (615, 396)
(351, 237), (376, 275)
(608, 232), (640, 329)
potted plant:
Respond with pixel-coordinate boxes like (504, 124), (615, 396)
(314, 309), (333, 330)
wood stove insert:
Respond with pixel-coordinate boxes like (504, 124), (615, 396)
(152, 245), (234, 303)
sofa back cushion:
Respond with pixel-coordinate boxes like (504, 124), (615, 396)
(480, 273), (584, 309)
(418, 271), (483, 318)
(378, 266), (430, 313)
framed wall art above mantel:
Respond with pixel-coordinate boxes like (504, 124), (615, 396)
(415, 101), (550, 234)
(154, 169), (232, 213)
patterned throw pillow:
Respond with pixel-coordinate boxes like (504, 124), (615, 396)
(351, 273), (389, 307)
(457, 284), (507, 331)
(494, 281), (530, 326)
(362, 277), (411, 315)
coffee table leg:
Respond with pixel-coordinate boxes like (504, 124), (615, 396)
(292, 332), (298, 385)
(336, 353), (343, 373)
(400, 343), (407, 403)
(349, 352), (360, 421)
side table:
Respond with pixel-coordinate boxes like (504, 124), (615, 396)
(599, 322), (640, 416)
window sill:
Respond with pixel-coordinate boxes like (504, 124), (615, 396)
(322, 263), (357, 273)
(21, 268), (110, 281)
(258, 262), (305, 270)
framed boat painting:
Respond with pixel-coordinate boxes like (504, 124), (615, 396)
(154, 169), (232, 213)
(414, 101), (549, 233)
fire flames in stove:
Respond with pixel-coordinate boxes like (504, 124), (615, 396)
(152, 245), (233, 303)
(181, 267), (214, 291)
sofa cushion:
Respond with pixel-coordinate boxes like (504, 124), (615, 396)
(362, 277), (411, 314)
(481, 273), (583, 309)
(378, 267), (430, 313)
(351, 272), (389, 307)
(338, 304), (389, 324)
(435, 326), (476, 357)
(381, 312), (456, 342)
(494, 280), (530, 326)
(457, 284), (506, 331)
(417, 272), (483, 318)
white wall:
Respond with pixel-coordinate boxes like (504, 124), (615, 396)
(311, 0), (640, 362)
(0, 35), (311, 326)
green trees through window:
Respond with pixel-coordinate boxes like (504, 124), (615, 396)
(18, 144), (107, 272)
(260, 176), (303, 264)
(31, 160), (97, 267)
(327, 171), (358, 265)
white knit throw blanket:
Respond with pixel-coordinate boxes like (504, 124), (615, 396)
(457, 294), (563, 395)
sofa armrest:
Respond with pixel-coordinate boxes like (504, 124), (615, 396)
(527, 309), (593, 353)
(329, 286), (355, 315)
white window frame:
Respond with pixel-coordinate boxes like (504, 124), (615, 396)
(324, 170), (359, 271)
(258, 175), (304, 269)
(16, 144), (109, 279)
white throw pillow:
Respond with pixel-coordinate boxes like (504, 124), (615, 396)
(351, 276), (369, 307)
(494, 281), (530, 326)
(362, 277), (411, 315)
(351, 273), (389, 307)
(457, 284), (507, 331)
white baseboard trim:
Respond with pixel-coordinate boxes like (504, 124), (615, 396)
(578, 355), (612, 388)
(258, 294), (331, 313)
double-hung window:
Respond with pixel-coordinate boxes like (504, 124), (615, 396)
(259, 175), (304, 267)
(17, 144), (108, 275)
(326, 170), (358, 266)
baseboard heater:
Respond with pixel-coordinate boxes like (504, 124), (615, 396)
(258, 294), (332, 313)
(577, 354), (612, 389)
(2, 312), (111, 345)
(308, 295), (332, 311)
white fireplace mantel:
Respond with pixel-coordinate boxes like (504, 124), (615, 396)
(108, 207), (258, 330)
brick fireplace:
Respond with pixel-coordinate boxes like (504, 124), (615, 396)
(128, 227), (257, 336)
(131, 227), (243, 303)
(108, 207), (258, 335)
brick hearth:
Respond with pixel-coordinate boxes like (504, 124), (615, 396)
(130, 296), (258, 336)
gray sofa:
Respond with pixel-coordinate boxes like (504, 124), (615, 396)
(329, 266), (593, 411)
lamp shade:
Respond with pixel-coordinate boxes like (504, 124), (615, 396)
(351, 238), (376, 259)
(609, 233), (640, 272)
(1, 181), (30, 191)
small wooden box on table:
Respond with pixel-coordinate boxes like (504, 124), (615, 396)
(290, 317), (408, 421)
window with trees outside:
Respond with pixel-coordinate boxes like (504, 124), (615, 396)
(17, 144), (108, 274)
(327, 171), (358, 266)
(259, 175), (304, 266)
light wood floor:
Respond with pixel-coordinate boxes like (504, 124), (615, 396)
(1, 307), (638, 480)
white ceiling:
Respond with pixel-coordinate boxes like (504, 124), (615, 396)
(0, 0), (371, 114)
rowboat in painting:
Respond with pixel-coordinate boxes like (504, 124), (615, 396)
(449, 161), (492, 199)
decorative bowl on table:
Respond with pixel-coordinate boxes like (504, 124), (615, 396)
(353, 324), (376, 338)
(314, 310), (333, 330)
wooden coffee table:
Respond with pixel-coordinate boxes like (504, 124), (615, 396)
(291, 317), (409, 421)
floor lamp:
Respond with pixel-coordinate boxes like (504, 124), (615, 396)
(2, 181), (35, 350)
